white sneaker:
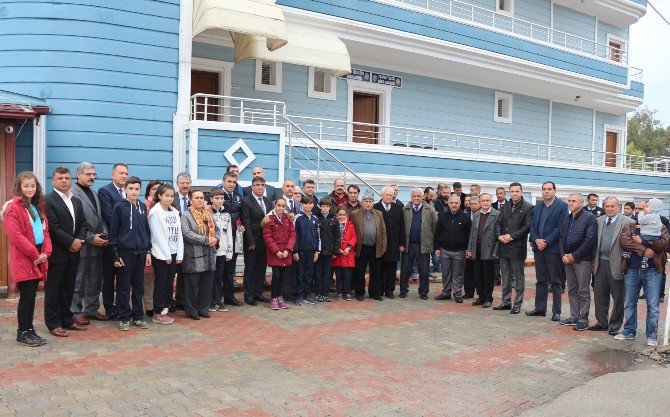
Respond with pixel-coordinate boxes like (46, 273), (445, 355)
(161, 308), (169, 315)
(646, 338), (658, 347)
(614, 333), (635, 340)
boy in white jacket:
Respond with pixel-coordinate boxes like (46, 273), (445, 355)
(209, 188), (234, 312)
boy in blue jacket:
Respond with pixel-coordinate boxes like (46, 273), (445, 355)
(293, 195), (320, 305)
(109, 176), (152, 331)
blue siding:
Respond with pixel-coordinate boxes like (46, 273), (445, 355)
(197, 130), (282, 183)
(550, 103), (593, 161)
(277, 0), (627, 84)
(597, 20), (628, 45)
(516, 0), (551, 27)
(0, 0), (180, 187)
(623, 81), (644, 98)
(552, 5), (595, 43)
(15, 121), (33, 174)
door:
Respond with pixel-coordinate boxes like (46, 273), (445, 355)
(605, 131), (617, 167)
(191, 70), (220, 121)
(0, 122), (16, 289)
(352, 93), (379, 144)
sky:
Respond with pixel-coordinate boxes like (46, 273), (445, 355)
(629, 1), (670, 127)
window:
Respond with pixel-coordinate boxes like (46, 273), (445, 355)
(308, 67), (337, 100)
(494, 92), (512, 123)
(255, 60), (282, 93)
(606, 35), (626, 63)
(496, 0), (513, 15)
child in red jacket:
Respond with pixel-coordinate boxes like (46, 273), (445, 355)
(1, 171), (52, 346)
(332, 206), (357, 300)
(262, 198), (296, 310)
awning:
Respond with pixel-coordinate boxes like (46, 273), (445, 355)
(192, 0), (287, 51)
(0, 104), (50, 120)
(234, 28), (352, 77)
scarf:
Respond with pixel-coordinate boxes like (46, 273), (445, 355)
(189, 205), (216, 238)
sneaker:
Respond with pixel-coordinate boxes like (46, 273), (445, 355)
(270, 298), (280, 310)
(296, 298), (304, 306)
(16, 330), (43, 347)
(28, 329), (47, 346)
(346, 294), (352, 301)
(133, 320), (149, 329)
(574, 322), (588, 331)
(337, 294), (343, 301)
(323, 296), (332, 302)
(119, 320), (131, 331)
(161, 308), (169, 315)
(277, 297), (290, 309)
(208, 304), (219, 312)
(305, 297), (316, 305)
(647, 338), (658, 347)
(217, 304), (228, 312)
(614, 332), (635, 340)
(315, 295), (324, 302)
(559, 318), (577, 326)
(152, 314), (174, 325)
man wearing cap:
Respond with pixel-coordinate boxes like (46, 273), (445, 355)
(351, 190), (387, 301)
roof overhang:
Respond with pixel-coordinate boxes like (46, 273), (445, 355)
(553, 0), (647, 28)
(0, 104), (51, 121)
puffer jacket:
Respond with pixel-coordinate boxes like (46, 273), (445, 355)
(332, 220), (357, 268)
(262, 211), (296, 267)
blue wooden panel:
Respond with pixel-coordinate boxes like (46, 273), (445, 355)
(197, 130), (282, 182)
(553, 5), (595, 42)
(597, 20), (628, 45)
(623, 81), (644, 98)
(516, 0), (551, 27)
(47, 116), (173, 136)
(15, 121), (33, 174)
(551, 103), (592, 151)
(276, 0), (627, 84)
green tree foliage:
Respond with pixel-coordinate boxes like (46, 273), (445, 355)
(627, 107), (670, 158)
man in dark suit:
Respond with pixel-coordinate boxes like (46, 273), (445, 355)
(241, 176), (272, 305)
(279, 179), (301, 215)
(225, 164), (245, 197)
(71, 162), (109, 322)
(374, 186), (406, 299)
(584, 193), (605, 217)
(494, 182), (533, 314)
(526, 181), (568, 320)
(217, 172), (244, 306)
(467, 193), (499, 308)
(97, 162), (128, 319)
(45, 166), (89, 336)
(492, 187), (507, 211)
(243, 166), (277, 202)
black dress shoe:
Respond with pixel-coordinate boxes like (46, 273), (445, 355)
(435, 293), (450, 301)
(482, 302), (492, 308)
(420, 295), (428, 300)
(551, 313), (561, 321)
(463, 294), (474, 299)
(199, 312), (211, 318)
(510, 306), (521, 314)
(385, 293), (395, 299)
(455, 297), (463, 303)
(370, 295), (383, 301)
(399, 293), (407, 298)
(608, 328), (619, 336)
(225, 298), (244, 307)
(356, 295), (365, 301)
(254, 295), (270, 303)
(188, 314), (200, 320)
(587, 323), (608, 331)
(492, 304), (512, 311)
(472, 299), (484, 306)
(245, 298), (257, 306)
(525, 308), (547, 317)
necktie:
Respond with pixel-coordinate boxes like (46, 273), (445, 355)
(258, 197), (265, 213)
(289, 200), (294, 213)
(118, 188), (124, 199)
(414, 205), (419, 212)
(607, 217), (612, 226)
(182, 196), (188, 212)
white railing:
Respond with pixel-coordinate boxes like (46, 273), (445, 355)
(189, 94), (670, 174)
(374, 0), (627, 64)
(630, 67), (644, 83)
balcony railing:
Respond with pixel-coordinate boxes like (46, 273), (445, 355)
(630, 67), (644, 83)
(374, 0), (627, 64)
(189, 94), (669, 173)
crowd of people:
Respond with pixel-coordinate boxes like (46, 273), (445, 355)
(2, 163), (668, 348)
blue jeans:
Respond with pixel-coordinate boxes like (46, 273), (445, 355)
(623, 267), (662, 339)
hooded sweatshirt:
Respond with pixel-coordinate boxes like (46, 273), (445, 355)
(109, 200), (151, 258)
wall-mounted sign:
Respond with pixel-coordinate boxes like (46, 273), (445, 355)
(341, 68), (402, 88)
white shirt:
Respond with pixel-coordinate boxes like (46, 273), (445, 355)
(178, 192), (189, 212)
(283, 195), (295, 213)
(54, 189), (76, 233)
(113, 183), (126, 199)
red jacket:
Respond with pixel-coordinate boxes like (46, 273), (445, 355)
(2, 196), (52, 284)
(332, 220), (357, 268)
(262, 212), (296, 267)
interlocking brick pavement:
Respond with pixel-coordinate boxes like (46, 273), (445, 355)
(0, 266), (667, 416)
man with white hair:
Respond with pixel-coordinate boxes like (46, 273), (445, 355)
(558, 193), (597, 331)
(400, 188), (438, 300)
(351, 190), (387, 301)
(374, 186), (406, 298)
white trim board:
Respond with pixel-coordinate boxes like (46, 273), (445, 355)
(173, 0), (194, 181)
(32, 116), (47, 187)
(346, 79), (393, 144)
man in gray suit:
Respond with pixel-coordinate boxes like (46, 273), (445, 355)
(591, 196), (634, 334)
(71, 162), (110, 321)
(467, 193), (499, 308)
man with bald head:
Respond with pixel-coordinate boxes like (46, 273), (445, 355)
(434, 194), (471, 302)
(329, 178), (348, 208)
(243, 166), (277, 201)
(374, 186), (406, 298)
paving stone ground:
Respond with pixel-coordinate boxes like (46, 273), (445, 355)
(0, 266), (668, 417)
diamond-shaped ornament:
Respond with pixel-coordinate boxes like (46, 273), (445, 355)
(223, 139), (256, 172)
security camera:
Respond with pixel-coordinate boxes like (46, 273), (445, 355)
(4, 125), (14, 134)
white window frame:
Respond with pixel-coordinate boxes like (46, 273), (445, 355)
(602, 124), (626, 168)
(308, 67), (337, 101)
(346, 79), (393, 145)
(494, 91), (513, 124)
(191, 57), (233, 122)
(255, 60), (282, 93)
(496, 0), (514, 16)
(606, 34), (626, 63)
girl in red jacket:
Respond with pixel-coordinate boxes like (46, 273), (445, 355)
(332, 206), (357, 301)
(1, 171), (52, 346)
(262, 198), (296, 310)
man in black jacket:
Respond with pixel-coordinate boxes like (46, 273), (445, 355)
(216, 172), (245, 306)
(559, 193), (597, 330)
(434, 194), (471, 303)
(45, 166), (89, 337)
(494, 182), (534, 314)
(374, 187), (406, 298)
